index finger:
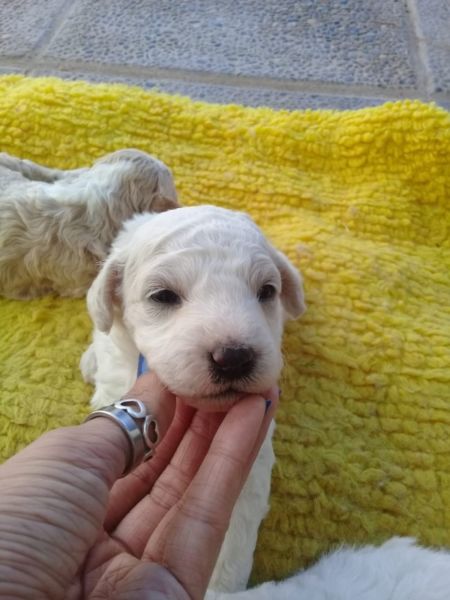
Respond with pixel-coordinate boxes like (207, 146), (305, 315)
(143, 392), (278, 600)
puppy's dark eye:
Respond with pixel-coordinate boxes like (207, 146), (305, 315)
(257, 284), (277, 302)
(149, 289), (181, 305)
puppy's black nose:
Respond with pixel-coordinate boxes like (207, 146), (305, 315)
(210, 345), (256, 381)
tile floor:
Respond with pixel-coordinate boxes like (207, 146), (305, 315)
(0, 0), (449, 111)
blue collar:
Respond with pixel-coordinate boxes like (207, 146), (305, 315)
(137, 353), (150, 377)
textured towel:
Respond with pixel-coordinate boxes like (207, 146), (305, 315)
(0, 75), (449, 583)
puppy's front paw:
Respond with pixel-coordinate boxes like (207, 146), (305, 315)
(80, 344), (97, 384)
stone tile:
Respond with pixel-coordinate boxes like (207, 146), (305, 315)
(414, 0), (450, 45)
(438, 99), (450, 112)
(0, 67), (22, 74)
(29, 68), (389, 110)
(148, 82), (388, 111)
(0, 0), (69, 57)
(44, 0), (417, 88)
(415, 0), (450, 92)
(427, 55), (450, 94)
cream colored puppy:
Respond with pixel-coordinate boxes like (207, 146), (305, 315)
(208, 538), (450, 599)
(81, 205), (305, 592)
(0, 149), (178, 298)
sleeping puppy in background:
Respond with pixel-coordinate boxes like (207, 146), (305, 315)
(81, 204), (305, 593)
(0, 149), (178, 299)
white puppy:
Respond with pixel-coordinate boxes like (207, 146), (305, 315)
(81, 204), (305, 592)
(208, 537), (450, 600)
(0, 149), (178, 299)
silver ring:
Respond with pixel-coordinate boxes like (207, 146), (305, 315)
(84, 399), (159, 476)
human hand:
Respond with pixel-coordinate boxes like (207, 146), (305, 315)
(0, 373), (278, 599)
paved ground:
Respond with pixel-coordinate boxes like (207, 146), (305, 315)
(0, 0), (449, 111)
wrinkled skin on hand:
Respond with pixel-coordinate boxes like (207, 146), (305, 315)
(0, 373), (278, 600)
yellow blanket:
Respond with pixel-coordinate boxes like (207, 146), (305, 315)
(0, 75), (449, 583)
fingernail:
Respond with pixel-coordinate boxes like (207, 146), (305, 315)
(264, 399), (272, 415)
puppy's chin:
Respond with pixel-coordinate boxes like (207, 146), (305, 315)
(176, 385), (274, 413)
(176, 389), (243, 412)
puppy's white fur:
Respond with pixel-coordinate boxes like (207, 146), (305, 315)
(81, 205), (305, 592)
(0, 149), (178, 298)
(207, 537), (450, 599)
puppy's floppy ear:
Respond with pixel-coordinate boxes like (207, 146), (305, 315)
(152, 163), (180, 212)
(272, 248), (306, 319)
(87, 254), (124, 333)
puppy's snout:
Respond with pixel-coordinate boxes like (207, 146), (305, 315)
(210, 345), (256, 381)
